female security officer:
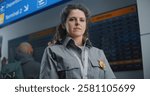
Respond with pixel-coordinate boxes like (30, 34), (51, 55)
(40, 4), (115, 79)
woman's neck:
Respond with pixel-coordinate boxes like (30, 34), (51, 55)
(73, 36), (83, 46)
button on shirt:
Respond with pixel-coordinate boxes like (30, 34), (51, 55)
(40, 37), (116, 79)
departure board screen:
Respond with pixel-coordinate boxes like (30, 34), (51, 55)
(89, 5), (142, 71)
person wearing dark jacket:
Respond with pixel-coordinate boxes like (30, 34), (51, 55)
(0, 57), (24, 79)
(15, 42), (40, 79)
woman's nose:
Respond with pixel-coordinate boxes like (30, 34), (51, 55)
(75, 20), (79, 26)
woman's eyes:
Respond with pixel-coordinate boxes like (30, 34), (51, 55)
(69, 18), (85, 22)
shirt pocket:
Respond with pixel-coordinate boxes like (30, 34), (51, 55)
(89, 59), (105, 79)
(57, 58), (81, 79)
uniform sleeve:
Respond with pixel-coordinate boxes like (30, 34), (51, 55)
(39, 47), (59, 79)
(100, 50), (116, 79)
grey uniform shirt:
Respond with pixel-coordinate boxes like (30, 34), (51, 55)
(40, 37), (116, 79)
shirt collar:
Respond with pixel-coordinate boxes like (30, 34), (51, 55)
(62, 36), (92, 48)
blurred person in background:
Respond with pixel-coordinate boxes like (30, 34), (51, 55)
(0, 57), (23, 79)
(15, 42), (40, 79)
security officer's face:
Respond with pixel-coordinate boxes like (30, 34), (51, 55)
(65, 9), (86, 39)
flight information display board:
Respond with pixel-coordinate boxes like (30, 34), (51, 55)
(89, 5), (142, 71)
(0, 0), (70, 28)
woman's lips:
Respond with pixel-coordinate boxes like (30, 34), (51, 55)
(74, 27), (81, 30)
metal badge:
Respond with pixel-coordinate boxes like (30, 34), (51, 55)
(98, 60), (106, 70)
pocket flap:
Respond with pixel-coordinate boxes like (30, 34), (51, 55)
(57, 58), (80, 71)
